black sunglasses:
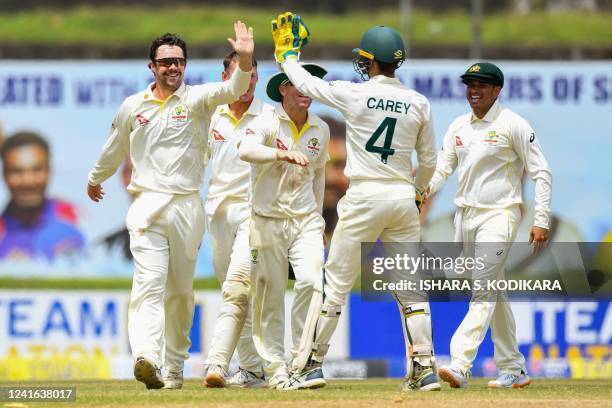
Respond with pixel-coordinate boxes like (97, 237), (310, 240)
(154, 57), (186, 67)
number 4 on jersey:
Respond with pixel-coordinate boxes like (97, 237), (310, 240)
(365, 117), (396, 164)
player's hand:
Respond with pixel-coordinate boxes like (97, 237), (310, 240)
(87, 183), (105, 202)
(529, 225), (549, 255)
(277, 150), (309, 167)
(228, 20), (254, 70)
(271, 12), (310, 63)
(415, 187), (429, 213)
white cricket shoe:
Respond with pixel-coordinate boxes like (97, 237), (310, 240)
(488, 371), (532, 389)
(203, 364), (227, 388)
(133, 357), (165, 390)
(267, 371), (289, 390)
(163, 370), (183, 389)
(438, 365), (470, 388)
(277, 366), (326, 391)
(226, 368), (267, 388)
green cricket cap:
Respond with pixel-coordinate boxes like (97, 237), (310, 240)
(460, 62), (504, 87)
(266, 63), (327, 102)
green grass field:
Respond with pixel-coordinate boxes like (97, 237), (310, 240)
(2, 379), (610, 408)
(0, 6), (611, 48)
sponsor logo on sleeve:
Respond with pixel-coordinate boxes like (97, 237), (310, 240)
(276, 138), (288, 150)
(212, 129), (225, 141)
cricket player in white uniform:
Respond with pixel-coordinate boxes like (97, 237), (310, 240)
(87, 24), (254, 390)
(237, 63), (330, 389)
(431, 62), (552, 389)
(270, 14), (439, 391)
(203, 52), (272, 389)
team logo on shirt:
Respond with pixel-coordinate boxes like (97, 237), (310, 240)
(245, 128), (255, 136)
(136, 113), (150, 127)
(306, 137), (321, 158)
(251, 249), (259, 264)
(484, 130), (499, 145)
(455, 135), (464, 147)
(276, 138), (288, 151)
(212, 129), (225, 141)
(171, 104), (188, 122)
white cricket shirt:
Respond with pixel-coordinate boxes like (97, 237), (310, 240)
(282, 60), (437, 195)
(88, 67), (251, 194)
(243, 104), (330, 218)
(206, 97), (274, 215)
(429, 100), (553, 229)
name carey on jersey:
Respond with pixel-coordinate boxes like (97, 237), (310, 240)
(366, 97), (411, 115)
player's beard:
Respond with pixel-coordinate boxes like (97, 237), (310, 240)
(161, 69), (183, 92)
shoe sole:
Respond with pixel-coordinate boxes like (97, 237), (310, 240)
(487, 379), (532, 389)
(279, 378), (326, 391)
(420, 382), (441, 391)
(134, 359), (164, 390)
(438, 368), (465, 389)
(204, 372), (226, 388)
(227, 382), (268, 389)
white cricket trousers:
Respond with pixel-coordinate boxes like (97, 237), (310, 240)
(325, 181), (425, 307)
(205, 198), (262, 373)
(127, 192), (205, 372)
(250, 211), (325, 379)
(450, 205), (526, 375)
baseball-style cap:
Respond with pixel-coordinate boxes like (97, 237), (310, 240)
(266, 63), (327, 102)
(460, 62), (504, 87)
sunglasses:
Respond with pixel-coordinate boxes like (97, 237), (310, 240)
(154, 57), (186, 67)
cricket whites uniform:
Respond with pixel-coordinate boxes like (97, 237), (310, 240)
(204, 98), (273, 374)
(88, 68), (251, 373)
(239, 104), (329, 382)
(281, 60), (438, 376)
(429, 99), (552, 375)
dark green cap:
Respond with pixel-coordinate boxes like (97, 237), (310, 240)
(266, 63), (327, 102)
(460, 62), (504, 87)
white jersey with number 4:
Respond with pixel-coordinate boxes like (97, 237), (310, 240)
(282, 60), (437, 193)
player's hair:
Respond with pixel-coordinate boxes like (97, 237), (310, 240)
(149, 33), (188, 62)
(376, 60), (399, 76)
(1, 131), (50, 163)
(223, 51), (257, 72)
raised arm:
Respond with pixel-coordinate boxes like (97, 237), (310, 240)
(197, 21), (254, 110)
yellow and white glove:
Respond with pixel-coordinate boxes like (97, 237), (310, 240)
(415, 189), (427, 213)
(271, 11), (310, 63)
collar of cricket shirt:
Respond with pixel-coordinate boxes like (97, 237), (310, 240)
(369, 75), (402, 85)
(219, 97), (264, 123)
(471, 98), (502, 123)
(274, 103), (320, 144)
(143, 82), (187, 104)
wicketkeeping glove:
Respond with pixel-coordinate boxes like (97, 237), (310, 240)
(271, 11), (310, 63)
(415, 189), (427, 213)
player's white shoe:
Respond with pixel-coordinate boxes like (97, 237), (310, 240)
(203, 364), (227, 388)
(267, 371), (290, 389)
(133, 357), (165, 390)
(226, 368), (267, 388)
(401, 365), (441, 391)
(488, 371), (532, 389)
(163, 370), (183, 389)
(438, 365), (470, 388)
(277, 366), (326, 391)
